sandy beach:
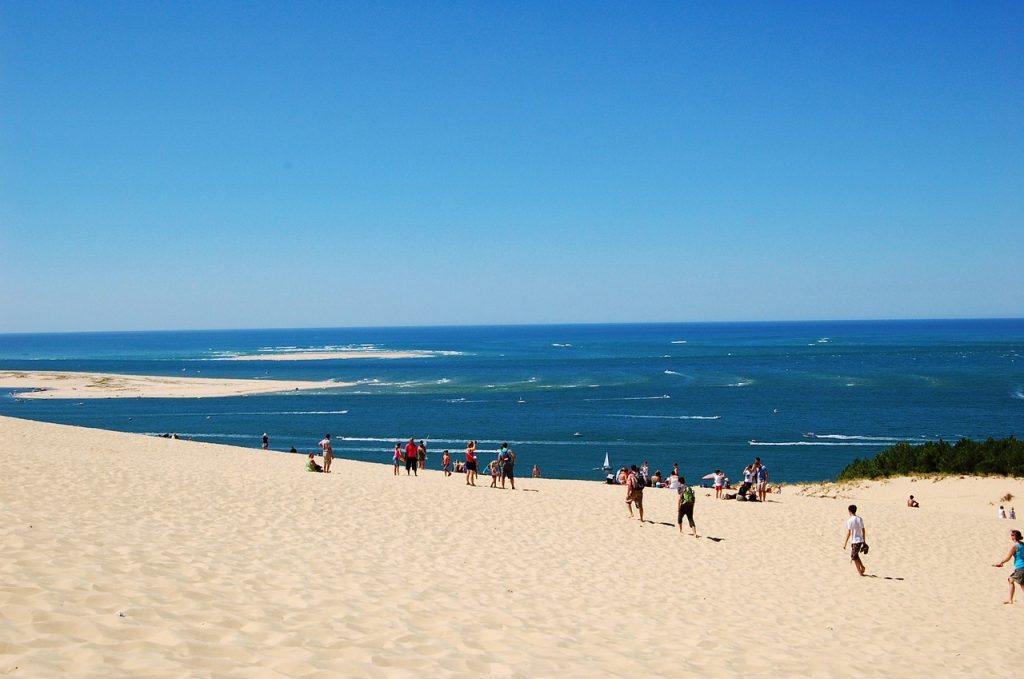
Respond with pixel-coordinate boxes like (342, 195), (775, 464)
(1, 414), (1022, 678)
(0, 371), (349, 400)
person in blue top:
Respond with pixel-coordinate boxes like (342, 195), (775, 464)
(992, 529), (1024, 605)
(756, 461), (769, 502)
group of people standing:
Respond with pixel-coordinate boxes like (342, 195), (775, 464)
(455, 440), (518, 489)
(393, 438), (429, 476)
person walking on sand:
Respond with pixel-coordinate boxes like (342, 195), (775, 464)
(677, 476), (698, 538)
(992, 529), (1024, 604)
(417, 440), (427, 470)
(393, 442), (402, 476)
(532, 464), (540, 478)
(1012, 507), (1017, 520)
(262, 433), (269, 450)
(1000, 506), (1007, 520)
(626, 464), (645, 522)
(319, 434), (333, 474)
(501, 447), (516, 490)
(442, 449), (451, 476)
(842, 504), (868, 576)
(404, 437), (418, 476)
(465, 441), (478, 486)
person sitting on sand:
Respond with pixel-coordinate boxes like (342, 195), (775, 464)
(651, 470), (662, 487)
(617, 467), (628, 485)
(455, 460), (465, 474)
(306, 453), (322, 473)
(907, 495), (919, 508)
(991, 529), (1024, 604)
(667, 471), (680, 491)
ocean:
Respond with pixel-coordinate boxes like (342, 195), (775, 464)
(1, 320), (1021, 483)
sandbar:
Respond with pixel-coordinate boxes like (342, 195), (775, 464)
(1, 413), (1022, 677)
(228, 350), (451, 361)
(0, 370), (349, 399)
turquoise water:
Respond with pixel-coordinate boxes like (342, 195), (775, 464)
(1, 320), (1021, 482)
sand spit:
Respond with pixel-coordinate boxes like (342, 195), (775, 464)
(1, 414), (1022, 678)
(0, 371), (348, 399)
(228, 351), (444, 361)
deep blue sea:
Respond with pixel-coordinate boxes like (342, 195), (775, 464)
(1, 320), (1021, 483)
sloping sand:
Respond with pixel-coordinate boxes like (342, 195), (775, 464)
(0, 371), (348, 399)
(1, 414), (1021, 678)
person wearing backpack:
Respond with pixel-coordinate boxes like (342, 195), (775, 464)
(677, 476), (698, 538)
(500, 446), (516, 490)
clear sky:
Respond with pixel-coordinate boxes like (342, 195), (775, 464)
(1, 1), (1021, 332)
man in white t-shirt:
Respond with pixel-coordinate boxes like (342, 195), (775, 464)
(842, 504), (867, 576)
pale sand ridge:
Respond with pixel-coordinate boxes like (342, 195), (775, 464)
(1, 414), (1022, 677)
(228, 351), (451, 361)
(0, 371), (349, 399)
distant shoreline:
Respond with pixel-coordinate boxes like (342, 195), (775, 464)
(0, 370), (347, 399)
(227, 350), (444, 361)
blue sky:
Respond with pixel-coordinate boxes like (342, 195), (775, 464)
(1, 1), (1021, 332)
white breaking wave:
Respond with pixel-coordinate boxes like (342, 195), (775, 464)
(193, 410), (349, 416)
(607, 414), (721, 420)
(803, 433), (917, 442)
(584, 395), (671, 402)
(1012, 388), (1024, 400)
(552, 343), (573, 348)
(670, 340), (688, 344)
(749, 441), (885, 446)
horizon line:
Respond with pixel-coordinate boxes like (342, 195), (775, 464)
(2, 316), (1023, 337)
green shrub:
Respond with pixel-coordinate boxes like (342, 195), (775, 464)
(837, 436), (1023, 481)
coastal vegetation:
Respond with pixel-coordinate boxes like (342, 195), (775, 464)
(837, 437), (1024, 480)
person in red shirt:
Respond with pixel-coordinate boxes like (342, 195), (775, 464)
(404, 437), (418, 476)
(442, 450), (451, 476)
(465, 440), (478, 486)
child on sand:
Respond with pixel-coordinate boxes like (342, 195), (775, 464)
(991, 529), (1024, 604)
(393, 443), (402, 476)
(442, 450), (451, 476)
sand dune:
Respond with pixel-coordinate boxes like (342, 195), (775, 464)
(1, 414), (1021, 677)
